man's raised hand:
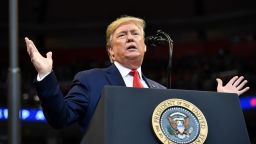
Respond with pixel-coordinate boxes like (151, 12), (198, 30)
(25, 37), (53, 78)
(216, 76), (250, 96)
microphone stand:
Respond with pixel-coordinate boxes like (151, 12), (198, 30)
(157, 30), (173, 89)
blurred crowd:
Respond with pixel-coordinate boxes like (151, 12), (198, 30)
(0, 37), (256, 108)
(0, 36), (256, 144)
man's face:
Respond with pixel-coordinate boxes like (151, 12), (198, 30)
(108, 22), (146, 69)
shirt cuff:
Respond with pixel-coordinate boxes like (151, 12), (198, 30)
(37, 72), (51, 81)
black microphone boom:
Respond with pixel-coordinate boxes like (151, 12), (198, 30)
(145, 30), (174, 89)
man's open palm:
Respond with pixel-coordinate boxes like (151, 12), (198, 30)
(216, 76), (249, 96)
(25, 37), (53, 78)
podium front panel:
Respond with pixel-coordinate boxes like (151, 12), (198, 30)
(82, 86), (250, 144)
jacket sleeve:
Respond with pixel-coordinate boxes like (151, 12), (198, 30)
(35, 71), (89, 129)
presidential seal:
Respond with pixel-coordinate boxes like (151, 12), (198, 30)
(152, 98), (208, 144)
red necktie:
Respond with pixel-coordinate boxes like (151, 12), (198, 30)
(130, 69), (144, 88)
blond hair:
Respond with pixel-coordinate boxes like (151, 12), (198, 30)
(106, 15), (146, 48)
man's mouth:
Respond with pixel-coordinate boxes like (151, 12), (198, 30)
(127, 45), (137, 50)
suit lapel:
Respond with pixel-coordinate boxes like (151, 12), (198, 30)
(105, 64), (126, 86)
(142, 75), (157, 88)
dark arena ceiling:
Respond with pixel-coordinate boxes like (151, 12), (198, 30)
(0, 0), (256, 48)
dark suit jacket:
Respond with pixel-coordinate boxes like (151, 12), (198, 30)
(35, 64), (166, 132)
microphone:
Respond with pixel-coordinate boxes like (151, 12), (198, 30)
(145, 29), (174, 88)
(145, 33), (168, 47)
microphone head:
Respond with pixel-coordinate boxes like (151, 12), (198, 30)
(145, 34), (168, 47)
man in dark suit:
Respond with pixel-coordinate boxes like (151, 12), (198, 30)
(24, 15), (249, 132)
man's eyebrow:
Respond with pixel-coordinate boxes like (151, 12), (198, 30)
(116, 30), (127, 34)
(116, 28), (141, 35)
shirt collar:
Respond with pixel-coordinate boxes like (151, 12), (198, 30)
(114, 61), (143, 79)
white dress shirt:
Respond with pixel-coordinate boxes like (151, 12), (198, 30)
(114, 61), (148, 88)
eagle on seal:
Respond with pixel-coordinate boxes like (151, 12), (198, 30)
(168, 113), (190, 136)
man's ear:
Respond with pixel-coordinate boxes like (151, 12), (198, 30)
(108, 47), (115, 60)
(144, 45), (147, 52)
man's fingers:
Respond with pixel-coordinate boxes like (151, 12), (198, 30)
(227, 76), (239, 86)
(233, 76), (244, 87)
(25, 37), (31, 55)
(237, 80), (248, 90)
(29, 39), (39, 53)
(238, 87), (250, 96)
(24, 37), (39, 56)
(25, 37), (35, 56)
